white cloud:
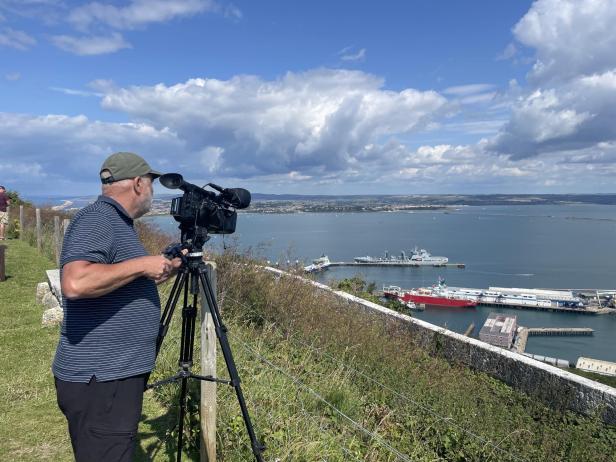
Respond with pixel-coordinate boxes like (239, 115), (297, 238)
(0, 27), (36, 50)
(51, 32), (131, 55)
(0, 112), (183, 191)
(339, 47), (366, 63)
(486, 0), (616, 162)
(496, 43), (517, 61)
(513, 0), (616, 83)
(442, 84), (496, 96)
(50, 86), (103, 97)
(0, 161), (45, 178)
(68, 0), (217, 31)
(490, 70), (616, 158)
(99, 70), (448, 178)
(4, 71), (20, 81)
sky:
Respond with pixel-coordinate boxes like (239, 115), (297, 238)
(1, 0), (616, 196)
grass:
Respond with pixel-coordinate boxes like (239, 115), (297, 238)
(0, 239), (72, 460)
(0, 239), (180, 461)
(2, 235), (616, 461)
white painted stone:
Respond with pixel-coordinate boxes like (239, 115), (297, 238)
(46, 269), (62, 303)
(36, 282), (50, 304)
(42, 307), (63, 327)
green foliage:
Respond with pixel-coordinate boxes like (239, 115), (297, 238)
(4, 190), (33, 207)
(335, 276), (413, 315)
(5, 221), (616, 461)
(7, 218), (20, 239)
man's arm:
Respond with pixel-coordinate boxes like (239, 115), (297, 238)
(62, 255), (181, 300)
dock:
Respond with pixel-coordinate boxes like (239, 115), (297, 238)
(526, 327), (594, 336)
(328, 261), (466, 268)
(512, 327), (593, 355)
(475, 300), (604, 314)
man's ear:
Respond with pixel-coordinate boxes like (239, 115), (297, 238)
(133, 176), (142, 194)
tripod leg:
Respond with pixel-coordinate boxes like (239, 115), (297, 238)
(198, 269), (265, 462)
(176, 375), (189, 462)
(156, 271), (187, 355)
(176, 269), (200, 462)
(176, 271), (201, 462)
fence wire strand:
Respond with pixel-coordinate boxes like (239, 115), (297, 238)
(226, 295), (528, 462)
(238, 340), (414, 462)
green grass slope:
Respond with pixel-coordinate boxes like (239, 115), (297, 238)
(1, 240), (615, 461)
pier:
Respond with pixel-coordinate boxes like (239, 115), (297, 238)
(328, 261), (466, 268)
(475, 300), (606, 314)
(526, 327), (594, 336)
(513, 327), (593, 355)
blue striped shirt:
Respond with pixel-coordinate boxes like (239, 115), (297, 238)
(52, 195), (161, 382)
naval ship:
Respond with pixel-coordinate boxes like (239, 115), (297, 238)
(354, 248), (448, 266)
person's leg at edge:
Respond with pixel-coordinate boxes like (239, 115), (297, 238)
(55, 374), (148, 462)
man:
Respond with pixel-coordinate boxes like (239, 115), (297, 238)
(0, 185), (11, 240)
(53, 152), (182, 461)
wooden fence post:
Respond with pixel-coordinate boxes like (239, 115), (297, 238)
(200, 262), (217, 462)
(54, 216), (61, 266)
(19, 205), (24, 239)
(63, 218), (70, 235)
(0, 245), (6, 282)
(36, 208), (41, 252)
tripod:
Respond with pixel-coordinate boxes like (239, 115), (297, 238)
(147, 250), (265, 462)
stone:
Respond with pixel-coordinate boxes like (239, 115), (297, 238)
(36, 282), (50, 304)
(42, 307), (63, 327)
(46, 269), (63, 303)
(42, 291), (60, 309)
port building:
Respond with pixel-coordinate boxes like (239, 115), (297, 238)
(479, 313), (517, 348)
(576, 357), (616, 377)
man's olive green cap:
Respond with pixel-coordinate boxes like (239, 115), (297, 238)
(100, 152), (162, 184)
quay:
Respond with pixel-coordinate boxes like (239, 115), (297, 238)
(512, 326), (593, 355)
(475, 300), (609, 314)
(527, 327), (594, 336)
(328, 261), (466, 268)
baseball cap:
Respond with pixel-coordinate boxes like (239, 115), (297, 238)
(100, 152), (162, 184)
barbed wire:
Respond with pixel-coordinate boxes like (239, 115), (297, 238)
(226, 295), (528, 462)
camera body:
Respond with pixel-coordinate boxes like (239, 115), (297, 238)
(160, 173), (250, 237)
(169, 189), (237, 234)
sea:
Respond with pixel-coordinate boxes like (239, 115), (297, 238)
(20, 202), (578, 364)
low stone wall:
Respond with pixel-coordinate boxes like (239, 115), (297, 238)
(265, 267), (616, 425)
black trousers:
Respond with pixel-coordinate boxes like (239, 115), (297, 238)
(55, 374), (149, 462)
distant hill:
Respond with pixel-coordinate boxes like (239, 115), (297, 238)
(24, 192), (616, 208)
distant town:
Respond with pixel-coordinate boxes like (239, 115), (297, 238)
(146, 193), (616, 215)
(28, 193), (616, 215)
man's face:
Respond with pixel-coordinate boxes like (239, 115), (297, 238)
(133, 175), (154, 218)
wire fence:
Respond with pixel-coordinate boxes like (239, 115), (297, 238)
(226, 295), (529, 462)
(4, 204), (71, 265)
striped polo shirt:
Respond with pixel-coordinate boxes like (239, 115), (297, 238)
(52, 195), (161, 382)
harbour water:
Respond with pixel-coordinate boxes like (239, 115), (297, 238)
(145, 204), (616, 364)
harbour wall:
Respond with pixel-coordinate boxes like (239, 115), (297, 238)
(265, 267), (616, 425)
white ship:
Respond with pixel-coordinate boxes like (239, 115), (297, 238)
(354, 248), (448, 266)
(304, 255), (331, 273)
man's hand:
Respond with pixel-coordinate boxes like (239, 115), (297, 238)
(151, 254), (184, 284)
(141, 255), (174, 281)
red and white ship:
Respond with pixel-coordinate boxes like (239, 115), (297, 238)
(383, 279), (477, 309)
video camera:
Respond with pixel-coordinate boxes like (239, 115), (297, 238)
(160, 173), (251, 247)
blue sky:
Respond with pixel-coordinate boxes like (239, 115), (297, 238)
(2, 0), (616, 196)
